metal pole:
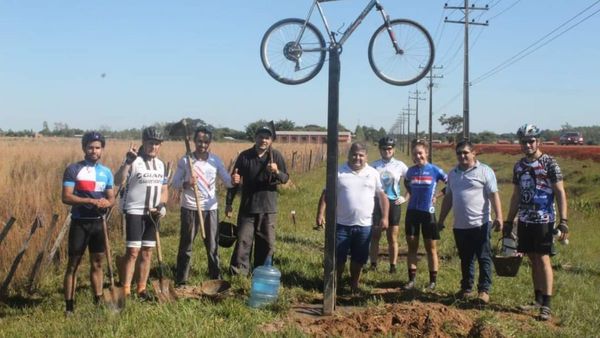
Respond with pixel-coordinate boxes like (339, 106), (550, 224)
(463, 0), (470, 140)
(323, 46), (340, 316)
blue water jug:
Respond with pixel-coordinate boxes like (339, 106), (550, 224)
(248, 256), (281, 308)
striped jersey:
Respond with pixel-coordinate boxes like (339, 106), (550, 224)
(63, 160), (114, 219)
(405, 163), (447, 213)
(121, 156), (168, 215)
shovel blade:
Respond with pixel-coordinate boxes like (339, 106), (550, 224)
(103, 286), (126, 311)
(151, 279), (177, 303)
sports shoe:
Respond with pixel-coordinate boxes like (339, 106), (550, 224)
(403, 281), (416, 290)
(424, 282), (436, 292)
(518, 301), (542, 311)
(477, 292), (490, 304)
(65, 310), (74, 317)
(538, 306), (551, 321)
(389, 264), (397, 274)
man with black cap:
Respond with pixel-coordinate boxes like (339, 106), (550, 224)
(114, 126), (169, 300)
(226, 124), (289, 276)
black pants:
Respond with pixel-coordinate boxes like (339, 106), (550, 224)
(229, 212), (276, 276)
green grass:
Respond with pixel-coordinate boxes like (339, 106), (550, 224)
(1, 147), (599, 337)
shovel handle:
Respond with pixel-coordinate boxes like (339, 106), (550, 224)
(102, 217), (117, 288)
(151, 216), (166, 284)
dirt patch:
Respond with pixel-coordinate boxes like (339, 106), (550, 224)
(259, 299), (559, 337)
(287, 302), (503, 338)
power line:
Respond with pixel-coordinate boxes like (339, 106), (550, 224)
(488, 0), (522, 21)
(472, 0), (600, 84)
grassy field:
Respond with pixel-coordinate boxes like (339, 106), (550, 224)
(1, 142), (599, 337)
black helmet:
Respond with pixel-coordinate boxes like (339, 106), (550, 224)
(516, 124), (541, 140)
(142, 127), (164, 142)
(378, 136), (395, 148)
(81, 131), (105, 148)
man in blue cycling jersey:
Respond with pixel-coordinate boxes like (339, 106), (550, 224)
(62, 131), (115, 315)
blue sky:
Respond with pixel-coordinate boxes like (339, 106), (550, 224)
(1, 1), (599, 134)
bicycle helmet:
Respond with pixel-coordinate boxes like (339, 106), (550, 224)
(142, 127), (164, 142)
(378, 136), (395, 148)
(81, 131), (106, 148)
(516, 124), (540, 140)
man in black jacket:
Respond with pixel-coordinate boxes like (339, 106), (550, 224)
(226, 125), (289, 276)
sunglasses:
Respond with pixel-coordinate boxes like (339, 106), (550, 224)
(520, 139), (536, 145)
(380, 147), (394, 151)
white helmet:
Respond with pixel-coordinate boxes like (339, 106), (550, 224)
(517, 124), (540, 140)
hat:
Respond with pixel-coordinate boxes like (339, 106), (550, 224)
(255, 126), (273, 137)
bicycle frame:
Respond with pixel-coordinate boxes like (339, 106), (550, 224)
(297, 0), (392, 50)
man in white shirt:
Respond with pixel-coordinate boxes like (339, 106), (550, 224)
(316, 142), (389, 293)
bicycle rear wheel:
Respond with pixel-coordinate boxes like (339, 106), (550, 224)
(260, 18), (326, 85)
(368, 19), (434, 86)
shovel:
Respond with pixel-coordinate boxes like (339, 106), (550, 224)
(149, 214), (177, 303)
(101, 216), (126, 310)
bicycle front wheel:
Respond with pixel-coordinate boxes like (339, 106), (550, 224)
(260, 18), (326, 85)
(368, 19), (434, 86)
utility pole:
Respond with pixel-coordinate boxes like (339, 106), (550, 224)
(425, 65), (443, 162)
(409, 90), (426, 140)
(445, 1), (488, 140)
(402, 109), (414, 156)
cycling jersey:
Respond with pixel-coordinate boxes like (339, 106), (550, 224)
(405, 163), (447, 213)
(121, 156), (167, 215)
(513, 153), (562, 223)
(63, 160), (114, 219)
(371, 158), (409, 201)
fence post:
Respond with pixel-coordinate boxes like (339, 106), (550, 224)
(0, 216), (17, 246)
(0, 217), (42, 298)
(28, 214), (59, 293)
(46, 213), (71, 268)
(308, 149), (313, 171)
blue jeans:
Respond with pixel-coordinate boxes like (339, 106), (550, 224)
(453, 222), (492, 292)
(336, 224), (372, 265)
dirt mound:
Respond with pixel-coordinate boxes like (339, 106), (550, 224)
(275, 302), (509, 338)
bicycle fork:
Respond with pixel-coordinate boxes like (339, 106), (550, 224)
(376, 4), (403, 55)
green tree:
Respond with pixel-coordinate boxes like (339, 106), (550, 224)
(354, 125), (366, 141)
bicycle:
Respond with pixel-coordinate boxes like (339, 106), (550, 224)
(260, 0), (434, 86)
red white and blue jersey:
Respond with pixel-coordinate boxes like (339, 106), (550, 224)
(405, 163), (447, 213)
(63, 160), (114, 219)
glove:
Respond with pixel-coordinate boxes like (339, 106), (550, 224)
(502, 221), (514, 238)
(152, 203), (167, 218)
(557, 219), (569, 234)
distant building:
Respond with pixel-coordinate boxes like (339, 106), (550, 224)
(276, 131), (352, 144)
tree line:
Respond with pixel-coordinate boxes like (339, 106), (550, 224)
(1, 117), (599, 145)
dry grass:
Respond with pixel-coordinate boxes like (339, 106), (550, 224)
(0, 137), (327, 291)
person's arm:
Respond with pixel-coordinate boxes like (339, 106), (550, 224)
(170, 157), (187, 190)
(216, 156), (234, 188)
(553, 180), (568, 240)
(316, 189), (326, 227)
(503, 185), (520, 237)
(437, 192), (453, 227)
(377, 190), (389, 229)
(268, 150), (289, 184)
(489, 191), (503, 232)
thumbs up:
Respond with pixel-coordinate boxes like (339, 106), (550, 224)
(232, 168), (241, 185)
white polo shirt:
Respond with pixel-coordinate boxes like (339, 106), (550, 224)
(446, 161), (498, 229)
(336, 163), (383, 227)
